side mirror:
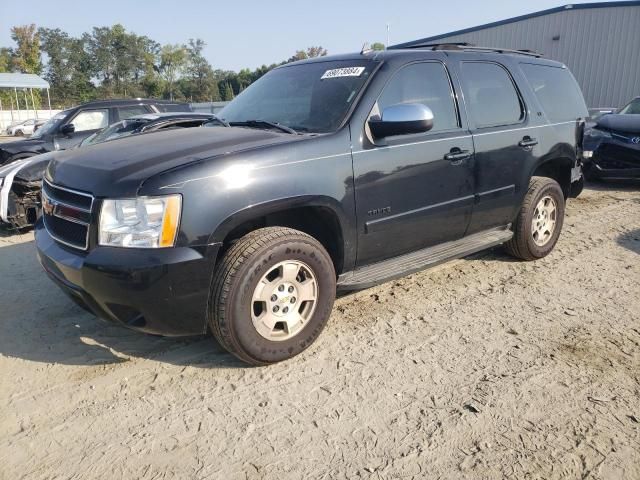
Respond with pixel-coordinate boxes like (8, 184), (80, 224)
(368, 103), (434, 139)
(60, 123), (75, 136)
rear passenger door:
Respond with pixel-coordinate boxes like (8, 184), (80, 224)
(353, 61), (475, 266)
(457, 60), (538, 234)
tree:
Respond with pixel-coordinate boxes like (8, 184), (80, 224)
(182, 38), (219, 101)
(159, 44), (187, 100)
(287, 46), (327, 63)
(11, 24), (42, 74)
(39, 28), (96, 105)
(219, 82), (234, 101)
(371, 42), (385, 51)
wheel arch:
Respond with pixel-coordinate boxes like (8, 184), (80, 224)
(208, 195), (352, 275)
(530, 155), (574, 198)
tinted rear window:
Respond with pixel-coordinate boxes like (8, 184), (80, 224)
(520, 63), (588, 123)
(460, 62), (523, 128)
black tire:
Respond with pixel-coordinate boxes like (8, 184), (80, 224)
(15, 130), (23, 137)
(209, 227), (336, 365)
(505, 176), (565, 261)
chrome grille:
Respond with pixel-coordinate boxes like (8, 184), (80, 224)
(42, 180), (94, 250)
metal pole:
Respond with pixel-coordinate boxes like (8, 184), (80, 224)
(14, 88), (20, 121)
(0, 97), (3, 132)
(24, 90), (30, 119)
(30, 88), (37, 119)
(47, 88), (52, 118)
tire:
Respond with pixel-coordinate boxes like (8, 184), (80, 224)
(15, 130), (23, 137)
(505, 176), (565, 261)
(209, 227), (336, 365)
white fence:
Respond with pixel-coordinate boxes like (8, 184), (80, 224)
(0, 110), (61, 132)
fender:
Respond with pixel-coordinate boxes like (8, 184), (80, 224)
(207, 194), (357, 272)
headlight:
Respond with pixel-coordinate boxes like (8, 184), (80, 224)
(99, 195), (181, 248)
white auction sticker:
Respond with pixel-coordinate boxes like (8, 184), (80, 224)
(321, 67), (365, 79)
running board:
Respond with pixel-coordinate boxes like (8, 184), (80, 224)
(337, 226), (513, 290)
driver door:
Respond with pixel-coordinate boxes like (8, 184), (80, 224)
(352, 61), (475, 266)
(55, 108), (111, 150)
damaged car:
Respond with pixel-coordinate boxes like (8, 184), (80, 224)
(1, 112), (214, 229)
(583, 96), (640, 180)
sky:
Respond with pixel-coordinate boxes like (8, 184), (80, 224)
(0, 0), (609, 72)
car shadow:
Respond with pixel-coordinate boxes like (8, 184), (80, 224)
(585, 178), (640, 193)
(617, 228), (640, 255)
(0, 239), (246, 369)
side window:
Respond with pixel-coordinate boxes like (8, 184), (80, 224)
(377, 62), (459, 132)
(460, 62), (523, 128)
(71, 109), (109, 132)
(118, 105), (150, 120)
(520, 63), (588, 122)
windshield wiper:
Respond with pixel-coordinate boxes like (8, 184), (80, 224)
(230, 120), (298, 135)
(208, 115), (230, 127)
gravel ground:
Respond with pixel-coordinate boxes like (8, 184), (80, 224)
(0, 183), (639, 480)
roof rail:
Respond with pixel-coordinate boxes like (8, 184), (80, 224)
(388, 42), (544, 58)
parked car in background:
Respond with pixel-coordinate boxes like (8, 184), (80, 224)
(0, 111), (213, 229)
(5, 118), (37, 136)
(587, 107), (616, 122)
(0, 99), (191, 168)
(583, 96), (640, 180)
(35, 45), (589, 365)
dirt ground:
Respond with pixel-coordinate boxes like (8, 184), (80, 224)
(0, 183), (639, 480)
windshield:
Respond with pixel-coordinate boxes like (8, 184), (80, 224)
(81, 118), (151, 146)
(31, 111), (68, 138)
(618, 98), (640, 115)
(219, 60), (376, 133)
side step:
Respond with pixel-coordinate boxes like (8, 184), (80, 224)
(337, 226), (513, 290)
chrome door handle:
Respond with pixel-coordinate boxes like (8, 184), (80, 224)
(444, 149), (471, 164)
(518, 137), (538, 148)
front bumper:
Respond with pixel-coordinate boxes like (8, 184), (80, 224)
(35, 219), (220, 336)
(587, 138), (640, 179)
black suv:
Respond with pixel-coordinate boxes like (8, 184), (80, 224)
(35, 45), (589, 365)
(0, 99), (191, 167)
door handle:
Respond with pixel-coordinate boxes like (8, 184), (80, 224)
(518, 137), (538, 148)
(444, 149), (471, 164)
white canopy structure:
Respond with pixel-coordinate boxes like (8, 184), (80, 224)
(0, 73), (52, 128)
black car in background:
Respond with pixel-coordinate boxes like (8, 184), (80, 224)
(0, 99), (192, 167)
(583, 96), (640, 179)
(0, 112), (212, 228)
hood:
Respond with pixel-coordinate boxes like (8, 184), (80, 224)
(46, 127), (306, 197)
(0, 138), (47, 165)
(14, 151), (56, 183)
(596, 114), (640, 134)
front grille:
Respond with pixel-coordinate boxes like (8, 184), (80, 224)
(596, 144), (640, 170)
(42, 180), (94, 250)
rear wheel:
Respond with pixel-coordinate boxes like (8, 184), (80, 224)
(14, 129), (23, 137)
(209, 227), (336, 365)
(505, 176), (565, 260)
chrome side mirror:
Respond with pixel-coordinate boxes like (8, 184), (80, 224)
(368, 103), (434, 138)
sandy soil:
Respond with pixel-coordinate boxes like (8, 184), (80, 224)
(0, 183), (639, 480)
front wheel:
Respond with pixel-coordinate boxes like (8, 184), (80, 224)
(209, 227), (336, 365)
(505, 176), (565, 260)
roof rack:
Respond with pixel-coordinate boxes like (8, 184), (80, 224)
(388, 42), (543, 58)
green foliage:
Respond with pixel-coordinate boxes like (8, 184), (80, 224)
(11, 24), (42, 74)
(2, 23), (329, 108)
(371, 42), (385, 51)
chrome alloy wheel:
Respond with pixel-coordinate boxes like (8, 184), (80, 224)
(251, 260), (318, 341)
(531, 195), (557, 246)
